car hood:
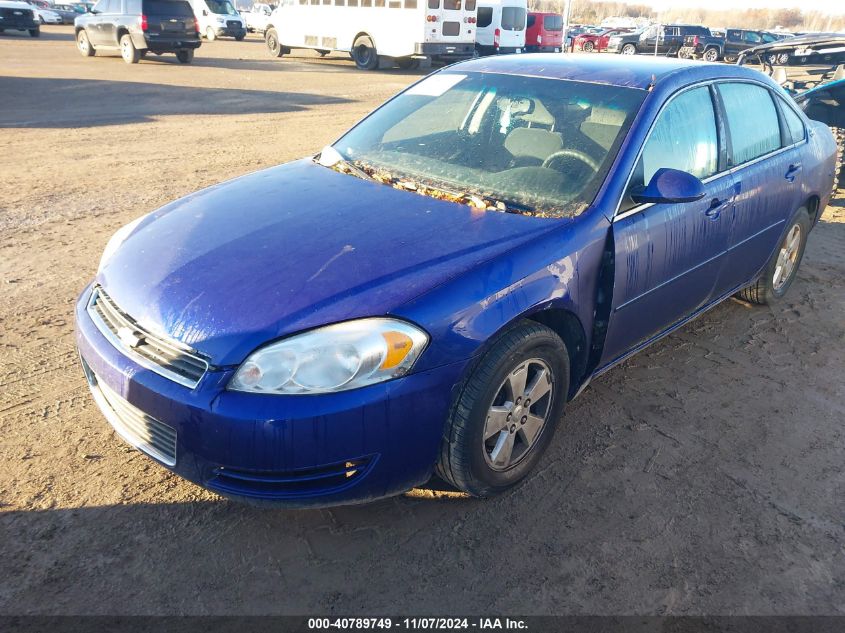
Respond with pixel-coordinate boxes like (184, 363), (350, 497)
(99, 159), (563, 366)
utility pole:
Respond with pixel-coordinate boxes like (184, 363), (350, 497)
(562, 0), (572, 53)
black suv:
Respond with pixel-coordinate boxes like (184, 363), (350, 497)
(679, 29), (781, 63)
(607, 24), (710, 57)
(74, 0), (200, 64)
(0, 1), (40, 37)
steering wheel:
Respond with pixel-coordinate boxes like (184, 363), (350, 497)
(541, 149), (600, 172)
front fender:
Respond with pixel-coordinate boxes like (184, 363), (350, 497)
(395, 209), (611, 374)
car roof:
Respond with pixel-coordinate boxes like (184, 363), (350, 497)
(449, 53), (768, 91)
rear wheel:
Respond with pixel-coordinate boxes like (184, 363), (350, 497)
(737, 208), (810, 305)
(352, 34), (379, 70)
(176, 49), (193, 63)
(205, 26), (216, 41)
(436, 321), (569, 497)
(703, 47), (719, 62)
(316, 49), (330, 57)
(724, 53), (738, 63)
(235, 33), (245, 41)
(29, 27), (40, 37)
(120, 34), (139, 64)
(265, 27), (285, 57)
(621, 43), (636, 55)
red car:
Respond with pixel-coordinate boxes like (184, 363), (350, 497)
(525, 12), (563, 53)
(574, 28), (632, 53)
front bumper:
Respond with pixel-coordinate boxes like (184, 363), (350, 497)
(212, 25), (245, 38)
(75, 285), (468, 507)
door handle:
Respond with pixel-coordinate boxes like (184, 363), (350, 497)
(704, 197), (729, 219)
(785, 163), (802, 182)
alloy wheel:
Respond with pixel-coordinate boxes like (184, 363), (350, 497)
(483, 359), (554, 471)
(773, 224), (802, 291)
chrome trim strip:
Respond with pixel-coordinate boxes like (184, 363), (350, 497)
(86, 288), (208, 389)
(82, 366), (178, 467)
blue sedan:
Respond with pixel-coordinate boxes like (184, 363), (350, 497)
(76, 55), (838, 506)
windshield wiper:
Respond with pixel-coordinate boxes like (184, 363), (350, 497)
(316, 146), (375, 182)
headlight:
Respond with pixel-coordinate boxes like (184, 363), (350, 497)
(229, 318), (429, 395)
(216, 16), (226, 23)
(98, 215), (146, 274)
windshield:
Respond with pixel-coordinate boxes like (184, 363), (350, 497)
(543, 15), (562, 31)
(501, 7), (525, 31)
(331, 72), (645, 218)
(206, 0), (237, 14)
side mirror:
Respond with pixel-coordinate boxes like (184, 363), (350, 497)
(202, 9), (208, 15)
(631, 168), (707, 204)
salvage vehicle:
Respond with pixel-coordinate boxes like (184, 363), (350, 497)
(679, 28), (781, 63)
(607, 24), (709, 56)
(794, 67), (845, 188)
(573, 27), (631, 53)
(738, 32), (845, 69)
(0, 0), (40, 36)
(75, 0), (201, 64)
(76, 55), (837, 507)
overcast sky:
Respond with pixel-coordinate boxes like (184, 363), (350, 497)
(644, 0), (845, 14)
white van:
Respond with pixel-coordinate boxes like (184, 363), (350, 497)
(190, 0), (246, 40)
(475, 0), (526, 55)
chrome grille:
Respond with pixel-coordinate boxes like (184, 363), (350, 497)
(87, 286), (209, 389)
(82, 360), (178, 467)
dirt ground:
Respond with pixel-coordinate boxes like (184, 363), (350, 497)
(1, 26), (844, 616)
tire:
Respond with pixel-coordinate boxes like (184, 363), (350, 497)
(29, 27), (40, 37)
(176, 49), (193, 63)
(737, 208), (810, 305)
(703, 47), (719, 62)
(205, 26), (216, 41)
(395, 56), (419, 69)
(583, 40), (595, 52)
(120, 33), (139, 63)
(621, 43), (636, 55)
(265, 27), (284, 57)
(76, 29), (93, 55)
(317, 49), (330, 57)
(235, 33), (245, 41)
(436, 321), (569, 498)
(352, 34), (379, 70)
(724, 54), (738, 63)
(776, 52), (789, 65)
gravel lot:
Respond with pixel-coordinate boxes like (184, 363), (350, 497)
(1, 26), (844, 616)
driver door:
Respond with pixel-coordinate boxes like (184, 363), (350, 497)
(600, 85), (737, 367)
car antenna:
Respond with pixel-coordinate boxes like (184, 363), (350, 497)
(648, 74), (657, 91)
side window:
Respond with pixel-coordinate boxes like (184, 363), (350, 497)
(94, 0), (111, 12)
(743, 31), (761, 43)
(476, 6), (492, 28)
(526, 14), (535, 28)
(727, 29), (741, 41)
(718, 83), (781, 165)
(780, 100), (806, 145)
(427, 0), (438, 6)
(622, 87), (718, 210)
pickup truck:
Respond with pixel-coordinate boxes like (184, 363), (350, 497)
(606, 24), (709, 57)
(679, 28), (782, 63)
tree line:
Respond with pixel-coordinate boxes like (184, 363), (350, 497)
(528, 0), (845, 32)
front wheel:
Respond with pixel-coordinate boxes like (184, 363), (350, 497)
(737, 208), (810, 305)
(205, 26), (216, 41)
(76, 29), (93, 55)
(621, 43), (636, 55)
(176, 49), (194, 63)
(351, 34), (379, 70)
(265, 27), (284, 57)
(120, 34), (139, 64)
(235, 33), (245, 41)
(583, 40), (595, 52)
(436, 321), (569, 497)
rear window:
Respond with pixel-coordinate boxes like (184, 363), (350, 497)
(501, 6), (524, 31)
(543, 15), (562, 31)
(143, 0), (193, 15)
(477, 6), (491, 28)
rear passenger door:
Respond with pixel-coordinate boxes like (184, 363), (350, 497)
(725, 29), (742, 59)
(100, 0), (121, 45)
(87, 0), (110, 44)
(714, 81), (805, 291)
(601, 85), (737, 366)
